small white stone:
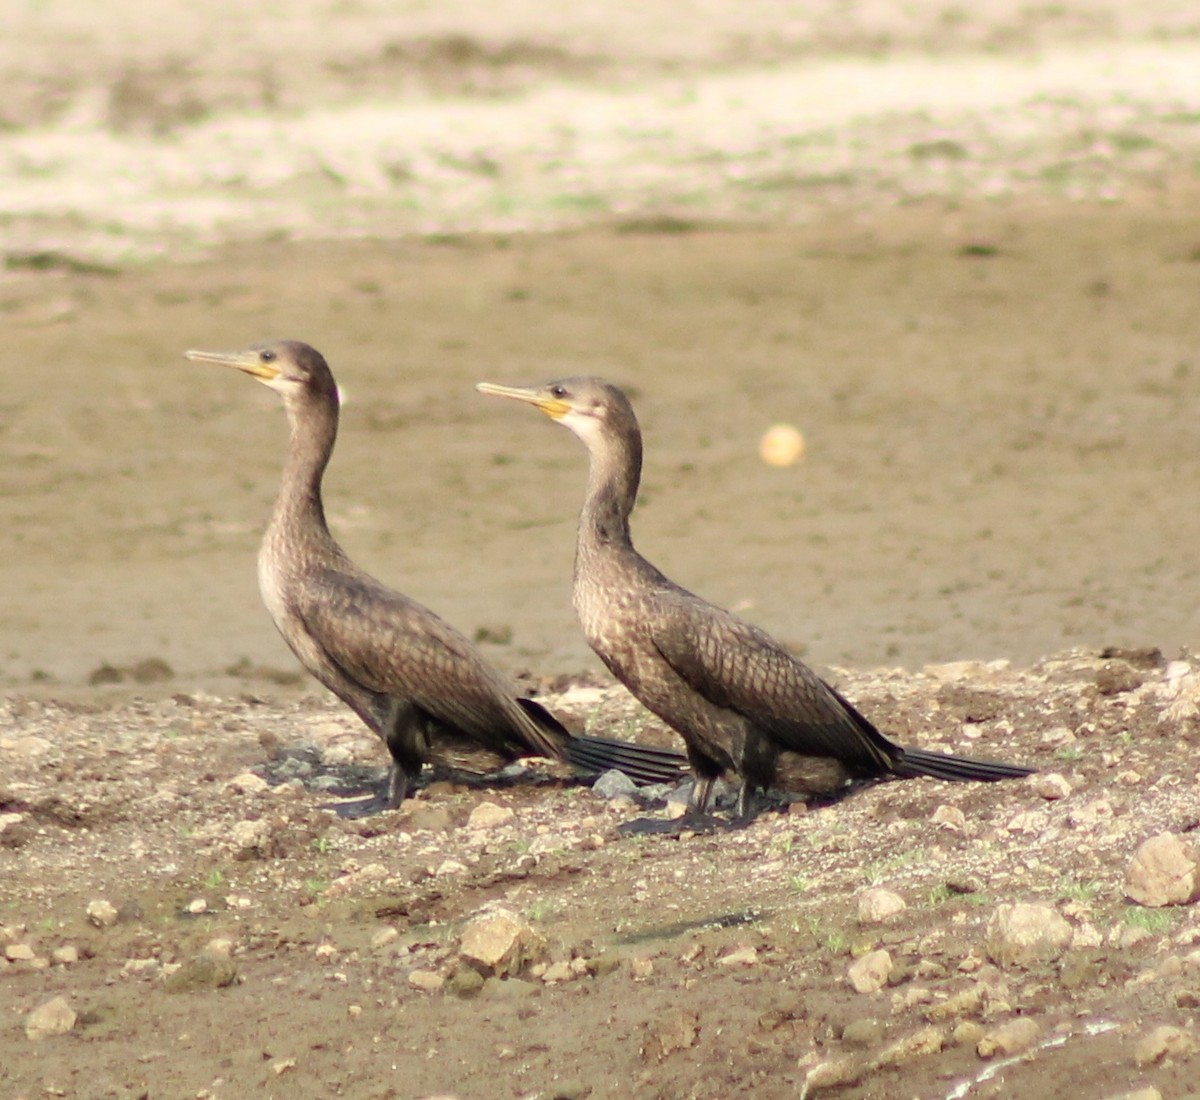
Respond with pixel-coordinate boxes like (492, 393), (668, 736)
(857, 888), (906, 925)
(931, 805), (967, 831)
(226, 772), (268, 794)
(467, 802), (516, 829)
(407, 969), (444, 992)
(85, 899), (118, 928)
(847, 949), (892, 993)
(1126, 833), (1200, 908)
(717, 945), (758, 968)
(1030, 772), (1072, 800)
(25, 996), (76, 1040)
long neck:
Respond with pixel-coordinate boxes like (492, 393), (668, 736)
(576, 421), (642, 565)
(268, 391), (339, 553)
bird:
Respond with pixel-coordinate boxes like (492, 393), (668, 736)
(477, 376), (1034, 821)
(186, 341), (686, 817)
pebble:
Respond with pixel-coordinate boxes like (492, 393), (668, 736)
(163, 953), (238, 993)
(630, 957), (654, 980)
(925, 985), (983, 1022)
(847, 949), (892, 994)
(1030, 772), (1072, 800)
(643, 1009), (700, 1061)
(841, 1018), (885, 1048)
(931, 805), (967, 831)
(717, 945), (758, 968)
(592, 769), (638, 799)
(52, 945), (78, 966)
(85, 899), (118, 928)
(25, 996), (76, 1040)
(458, 907), (544, 977)
(857, 888), (906, 925)
(408, 969), (445, 992)
(874, 1025), (944, 1066)
(977, 1017), (1041, 1058)
(985, 903), (1072, 969)
(5, 943), (35, 961)
(541, 960), (574, 983)
(1125, 832), (1200, 908)
(467, 802), (515, 830)
(226, 772), (268, 794)
(1132, 1024), (1196, 1066)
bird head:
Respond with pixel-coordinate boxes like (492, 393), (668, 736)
(476, 376), (634, 449)
(185, 340), (339, 406)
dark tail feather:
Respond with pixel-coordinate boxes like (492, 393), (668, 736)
(564, 733), (689, 786)
(516, 697), (688, 786)
(892, 746), (1034, 783)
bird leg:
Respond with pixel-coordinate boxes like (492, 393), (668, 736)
(322, 700), (425, 818)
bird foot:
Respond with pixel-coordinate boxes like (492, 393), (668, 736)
(616, 811), (727, 838)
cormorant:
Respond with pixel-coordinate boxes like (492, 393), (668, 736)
(187, 341), (685, 816)
(477, 376), (1033, 820)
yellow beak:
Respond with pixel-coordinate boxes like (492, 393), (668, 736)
(476, 382), (570, 420)
(185, 348), (280, 381)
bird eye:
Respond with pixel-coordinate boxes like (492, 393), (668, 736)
(260, 349), (276, 362)
(550, 384), (567, 398)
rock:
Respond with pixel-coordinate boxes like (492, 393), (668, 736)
(458, 907), (544, 977)
(857, 888), (906, 925)
(841, 1018), (885, 1048)
(873, 1025), (944, 1066)
(163, 953), (238, 993)
(925, 985), (984, 1022)
(405, 805), (452, 832)
(226, 771), (269, 794)
(977, 1017), (1041, 1058)
(444, 966), (485, 999)
(803, 1056), (863, 1091)
(630, 957), (654, 980)
(229, 818), (271, 858)
(467, 802), (516, 830)
(952, 1021), (986, 1046)
(1125, 833), (1200, 908)
(1102, 1089), (1162, 1100)
(541, 960), (574, 983)
(52, 945), (79, 966)
(408, 969), (444, 992)
(5, 943), (35, 961)
(717, 945), (758, 967)
(25, 996), (76, 1040)
(931, 805), (967, 831)
(643, 1009), (700, 1061)
(985, 904), (1072, 969)
(1031, 772), (1072, 800)
(85, 899), (118, 928)
(847, 949), (892, 993)
(592, 769), (638, 799)
(1133, 1024), (1196, 1066)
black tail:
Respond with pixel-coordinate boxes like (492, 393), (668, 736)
(516, 697), (689, 786)
(891, 745), (1034, 783)
(564, 733), (689, 786)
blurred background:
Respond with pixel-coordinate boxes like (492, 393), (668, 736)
(2, 0), (1200, 694)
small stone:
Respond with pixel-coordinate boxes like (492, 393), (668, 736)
(541, 960), (574, 983)
(371, 927), (400, 950)
(931, 805), (966, 831)
(592, 769), (638, 799)
(52, 946), (79, 966)
(630, 957), (654, 980)
(977, 1017), (1040, 1058)
(717, 945), (758, 968)
(444, 966), (485, 999)
(985, 904), (1072, 969)
(458, 907), (544, 977)
(405, 805), (452, 832)
(874, 1025), (944, 1066)
(25, 996), (76, 1040)
(435, 859), (468, 876)
(857, 888), (906, 925)
(643, 1010), (700, 1061)
(467, 802), (516, 830)
(408, 969), (444, 992)
(226, 772), (268, 794)
(85, 899), (118, 928)
(847, 949), (892, 994)
(163, 953), (238, 993)
(1133, 1024), (1196, 1066)
(1125, 833), (1200, 908)
(5, 943), (35, 961)
(926, 985), (984, 1022)
(1102, 1089), (1162, 1100)
(953, 1021), (986, 1046)
(803, 1056), (863, 1091)
(1031, 772), (1072, 800)
(842, 1018), (885, 1048)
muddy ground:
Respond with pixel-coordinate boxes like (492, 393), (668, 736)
(3, 2), (1200, 1098)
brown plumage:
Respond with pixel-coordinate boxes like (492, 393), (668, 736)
(186, 341), (685, 816)
(478, 376), (1033, 818)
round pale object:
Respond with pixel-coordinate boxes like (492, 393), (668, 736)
(759, 424), (805, 466)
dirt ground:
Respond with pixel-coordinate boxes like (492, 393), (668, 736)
(3, 3), (1200, 1098)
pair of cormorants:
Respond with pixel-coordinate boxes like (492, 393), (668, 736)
(189, 340), (1031, 821)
